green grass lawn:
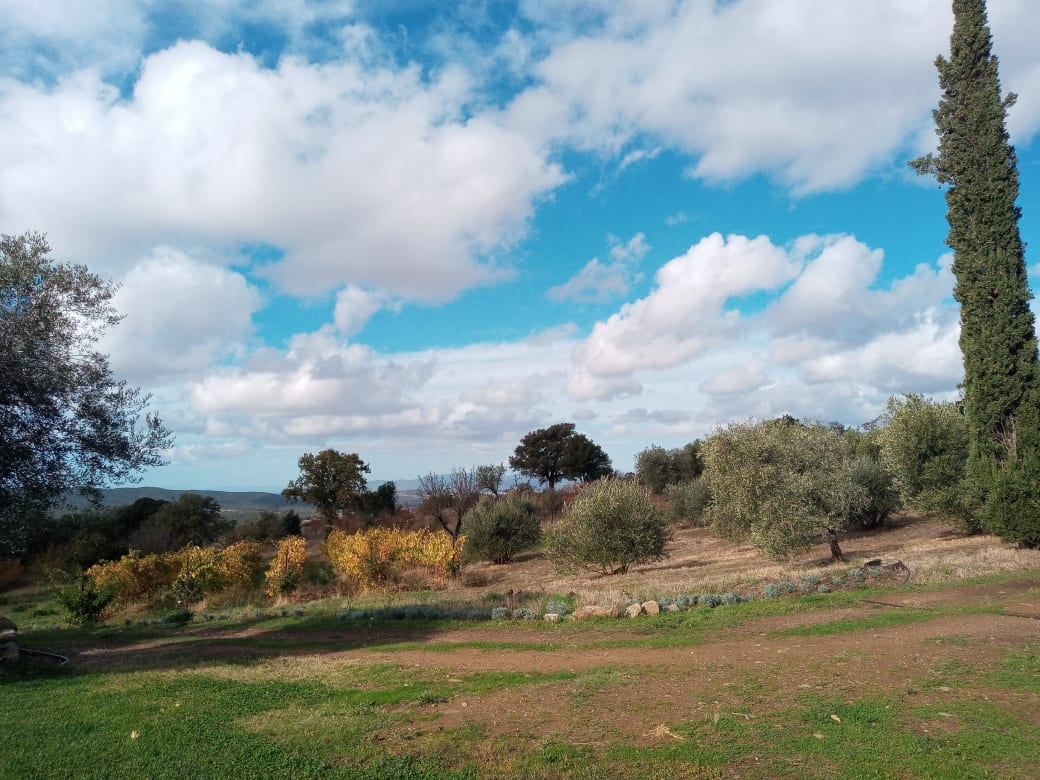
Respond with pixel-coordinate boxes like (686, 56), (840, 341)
(2, 571), (1038, 778)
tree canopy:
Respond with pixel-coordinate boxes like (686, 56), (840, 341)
(1, 232), (172, 557)
(509, 423), (612, 489)
(282, 449), (370, 522)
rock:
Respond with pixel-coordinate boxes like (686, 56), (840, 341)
(544, 613), (560, 623)
(570, 606), (599, 620)
(595, 604), (623, 618)
(625, 603), (644, 618)
(0, 616), (17, 662)
(663, 603), (680, 613)
(642, 600), (660, 615)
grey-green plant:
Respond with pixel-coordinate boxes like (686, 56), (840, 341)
(876, 394), (974, 529)
(832, 454), (902, 530)
(911, 0), (1040, 546)
(461, 492), (540, 564)
(664, 476), (711, 526)
(634, 441), (703, 494)
(703, 418), (846, 559)
(546, 479), (668, 575)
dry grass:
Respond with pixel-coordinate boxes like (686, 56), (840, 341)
(444, 512), (1039, 606)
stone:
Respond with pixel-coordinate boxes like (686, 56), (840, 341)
(570, 606), (599, 620)
(664, 603), (681, 612)
(625, 603), (644, 618)
(595, 604), (623, 618)
(544, 613), (560, 623)
(642, 600), (660, 616)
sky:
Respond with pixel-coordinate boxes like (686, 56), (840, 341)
(3, 0), (1040, 492)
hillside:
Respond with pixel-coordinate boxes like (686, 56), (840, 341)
(63, 487), (305, 512)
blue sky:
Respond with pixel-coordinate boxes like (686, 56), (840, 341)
(3, 0), (1039, 491)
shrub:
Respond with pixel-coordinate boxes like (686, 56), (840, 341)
(53, 574), (115, 625)
(665, 477), (711, 526)
(324, 527), (464, 590)
(546, 479), (669, 575)
(265, 536), (308, 598)
(171, 545), (223, 608)
(216, 541), (264, 592)
(462, 493), (540, 564)
(86, 550), (180, 605)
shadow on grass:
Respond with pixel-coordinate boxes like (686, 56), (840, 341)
(4, 606), (480, 679)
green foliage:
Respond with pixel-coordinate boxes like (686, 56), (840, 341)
(129, 493), (231, 554)
(355, 481), (397, 521)
(0, 232), (172, 557)
(664, 477), (711, 526)
(283, 449), (371, 522)
(634, 441), (703, 494)
(876, 394), (975, 529)
(509, 423), (612, 489)
(475, 464), (507, 497)
(703, 419), (844, 559)
(832, 455), (901, 529)
(52, 573), (115, 625)
(546, 479), (668, 575)
(913, 0), (1040, 545)
(227, 509), (303, 543)
(559, 433), (613, 483)
(983, 444), (1040, 546)
(462, 493), (540, 564)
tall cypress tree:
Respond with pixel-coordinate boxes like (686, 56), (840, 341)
(912, 0), (1040, 544)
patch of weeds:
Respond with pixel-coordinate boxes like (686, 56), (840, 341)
(544, 599), (572, 616)
(920, 658), (976, 690)
(986, 644), (1040, 693)
(490, 606), (509, 620)
(416, 690), (450, 706)
(566, 666), (632, 704)
(539, 738), (594, 769)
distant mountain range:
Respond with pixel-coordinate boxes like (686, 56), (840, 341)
(64, 483), (423, 512)
(64, 487), (304, 511)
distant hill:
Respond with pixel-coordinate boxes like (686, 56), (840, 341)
(64, 487), (306, 512)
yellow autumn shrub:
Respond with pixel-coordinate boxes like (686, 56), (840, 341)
(265, 536), (308, 597)
(324, 527), (463, 589)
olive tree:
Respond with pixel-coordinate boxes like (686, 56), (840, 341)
(1, 232), (172, 556)
(462, 492), (540, 564)
(546, 479), (668, 575)
(703, 419), (845, 560)
(875, 394), (973, 529)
